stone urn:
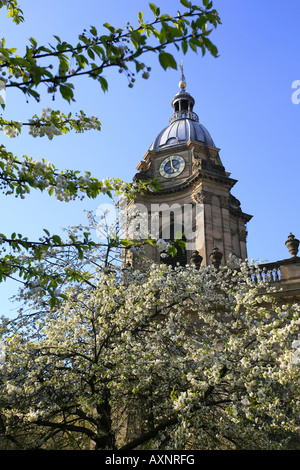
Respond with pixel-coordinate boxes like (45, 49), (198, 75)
(285, 233), (299, 257)
(209, 247), (223, 269)
(190, 250), (203, 270)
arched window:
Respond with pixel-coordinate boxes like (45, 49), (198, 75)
(161, 223), (187, 268)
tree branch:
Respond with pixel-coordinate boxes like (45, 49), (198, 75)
(119, 415), (178, 450)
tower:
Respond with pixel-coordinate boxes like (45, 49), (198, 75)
(128, 71), (252, 268)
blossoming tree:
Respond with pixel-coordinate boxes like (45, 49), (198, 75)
(0, 257), (299, 450)
(0, 209), (299, 450)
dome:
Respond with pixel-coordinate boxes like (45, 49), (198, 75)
(149, 75), (215, 151)
(149, 118), (215, 151)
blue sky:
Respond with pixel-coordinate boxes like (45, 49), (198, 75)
(1, 0), (300, 317)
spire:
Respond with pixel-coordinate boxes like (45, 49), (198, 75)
(179, 60), (187, 90)
(169, 63), (199, 125)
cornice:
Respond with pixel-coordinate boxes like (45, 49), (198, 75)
(137, 167), (237, 196)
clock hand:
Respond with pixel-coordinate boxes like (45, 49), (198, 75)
(170, 157), (175, 171)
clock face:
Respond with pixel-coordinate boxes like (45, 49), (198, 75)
(159, 155), (185, 179)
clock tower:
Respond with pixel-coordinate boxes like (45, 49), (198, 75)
(126, 70), (252, 269)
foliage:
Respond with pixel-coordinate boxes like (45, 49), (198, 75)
(0, 0), (221, 302)
(0, 2), (299, 452)
(0, 226), (299, 449)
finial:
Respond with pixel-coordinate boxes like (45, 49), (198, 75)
(190, 250), (203, 270)
(285, 233), (299, 257)
(209, 246), (223, 269)
(179, 60), (186, 90)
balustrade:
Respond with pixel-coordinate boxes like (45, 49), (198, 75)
(169, 110), (199, 124)
(252, 264), (281, 284)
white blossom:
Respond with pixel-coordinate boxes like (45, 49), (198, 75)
(0, 234), (299, 450)
(156, 238), (169, 252)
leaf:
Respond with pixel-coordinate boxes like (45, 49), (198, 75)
(138, 11), (143, 23)
(180, 0), (192, 7)
(28, 89), (40, 101)
(168, 245), (177, 257)
(51, 235), (62, 245)
(149, 3), (160, 17)
(202, 36), (219, 57)
(98, 76), (108, 92)
(130, 30), (145, 49)
(77, 247), (84, 259)
(121, 239), (132, 247)
(181, 39), (188, 55)
(59, 84), (74, 103)
(49, 296), (56, 308)
(188, 38), (198, 52)
(158, 51), (177, 70)
(29, 37), (37, 48)
(103, 23), (115, 33)
(90, 26), (97, 36)
(87, 48), (95, 60)
(92, 45), (104, 59)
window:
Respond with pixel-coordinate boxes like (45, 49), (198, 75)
(161, 223), (187, 268)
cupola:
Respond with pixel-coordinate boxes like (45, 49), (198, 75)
(149, 65), (215, 151)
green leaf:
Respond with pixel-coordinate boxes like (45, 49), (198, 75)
(59, 84), (74, 103)
(138, 11), (143, 23)
(90, 26), (97, 36)
(87, 48), (95, 60)
(27, 89), (40, 101)
(103, 23), (115, 33)
(168, 245), (177, 257)
(98, 76), (108, 92)
(130, 30), (146, 49)
(144, 239), (156, 248)
(121, 239), (132, 247)
(51, 235), (62, 245)
(158, 51), (177, 71)
(181, 39), (188, 54)
(29, 37), (37, 48)
(188, 38), (198, 52)
(92, 45), (104, 59)
(180, 0), (192, 8)
(149, 3), (160, 17)
(202, 36), (219, 57)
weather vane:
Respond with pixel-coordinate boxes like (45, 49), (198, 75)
(179, 60), (186, 89)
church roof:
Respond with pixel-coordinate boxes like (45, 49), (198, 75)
(149, 116), (215, 151)
(149, 73), (215, 151)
